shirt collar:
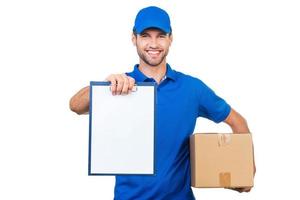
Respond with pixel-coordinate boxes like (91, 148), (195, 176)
(130, 63), (177, 82)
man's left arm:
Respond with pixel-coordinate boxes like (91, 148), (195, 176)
(224, 108), (256, 193)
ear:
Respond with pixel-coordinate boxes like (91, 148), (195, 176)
(132, 33), (137, 46)
(169, 34), (173, 46)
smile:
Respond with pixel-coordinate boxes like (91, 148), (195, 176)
(146, 50), (162, 56)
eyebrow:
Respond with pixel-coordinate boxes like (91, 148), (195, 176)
(140, 32), (150, 36)
(139, 31), (168, 36)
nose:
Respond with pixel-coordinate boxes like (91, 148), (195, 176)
(148, 38), (159, 48)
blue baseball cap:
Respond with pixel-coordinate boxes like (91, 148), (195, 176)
(133, 6), (172, 34)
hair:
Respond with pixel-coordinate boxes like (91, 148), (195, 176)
(132, 28), (172, 37)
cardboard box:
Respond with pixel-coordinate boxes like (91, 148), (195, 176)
(190, 133), (254, 188)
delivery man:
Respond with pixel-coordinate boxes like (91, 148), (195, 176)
(69, 6), (256, 200)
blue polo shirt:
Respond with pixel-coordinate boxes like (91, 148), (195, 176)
(114, 64), (231, 200)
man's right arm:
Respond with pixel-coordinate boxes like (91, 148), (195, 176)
(69, 74), (135, 115)
(69, 86), (90, 115)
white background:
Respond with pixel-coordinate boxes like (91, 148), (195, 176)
(0, 0), (299, 199)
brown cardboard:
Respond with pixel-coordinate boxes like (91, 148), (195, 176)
(190, 133), (254, 188)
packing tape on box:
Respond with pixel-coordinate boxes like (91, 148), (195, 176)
(217, 133), (231, 147)
(219, 172), (231, 187)
(218, 134), (232, 187)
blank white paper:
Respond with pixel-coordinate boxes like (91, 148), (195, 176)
(89, 82), (155, 175)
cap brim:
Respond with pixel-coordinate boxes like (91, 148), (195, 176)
(134, 21), (171, 34)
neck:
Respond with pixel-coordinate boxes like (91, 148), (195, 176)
(138, 60), (167, 84)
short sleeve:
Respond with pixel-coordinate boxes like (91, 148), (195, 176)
(196, 79), (231, 123)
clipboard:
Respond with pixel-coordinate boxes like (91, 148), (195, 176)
(88, 81), (156, 175)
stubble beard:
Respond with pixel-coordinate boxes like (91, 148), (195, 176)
(136, 47), (169, 67)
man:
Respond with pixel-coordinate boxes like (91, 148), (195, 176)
(70, 6), (256, 200)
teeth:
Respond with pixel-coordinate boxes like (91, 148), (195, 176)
(148, 51), (160, 54)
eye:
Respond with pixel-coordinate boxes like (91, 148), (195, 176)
(140, 34), (148, 38)
(159, 34), (167, 39)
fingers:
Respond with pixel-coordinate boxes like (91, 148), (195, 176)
(105, 74), (118, 95)
(253, 162), (256, 177)
(128, 76), (135, 91)
(225, 186), (252, 193)
(116, 74), (125, 95)
(105, 74), (136, 95)
(244, 187), (252, 192)
(237, 187), (251, 193)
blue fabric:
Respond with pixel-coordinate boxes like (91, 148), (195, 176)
(114, 64), (231, 200)
(133, 6), (171, 34)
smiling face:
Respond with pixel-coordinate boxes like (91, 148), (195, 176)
(132, 28), (173, 67)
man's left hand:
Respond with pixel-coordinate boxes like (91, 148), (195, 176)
(226, 161), (256, 193)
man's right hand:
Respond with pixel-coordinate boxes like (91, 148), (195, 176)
(105, 74), (136, 95)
